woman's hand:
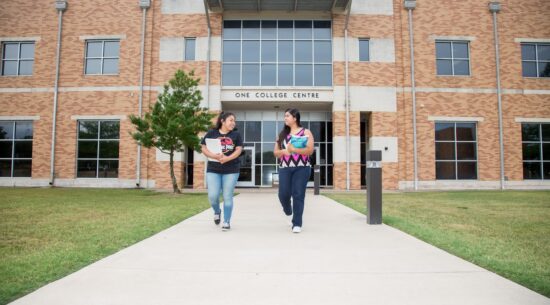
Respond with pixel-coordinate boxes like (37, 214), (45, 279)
(286, 143), (295, 154)
(219, 154), (228, 164)
(281, 149), (291, 156)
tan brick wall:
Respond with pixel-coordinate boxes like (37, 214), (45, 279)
(333, 111), (360, 137)
(193, 161), (206, 189)
(1, 0), (549, 190)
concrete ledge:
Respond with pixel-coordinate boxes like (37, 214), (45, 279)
(0, 178), (49, 187)
(54, 179), (155, 188)
(399, 180), (550, 190)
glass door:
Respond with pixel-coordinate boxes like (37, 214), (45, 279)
(237, 146), (255, 187)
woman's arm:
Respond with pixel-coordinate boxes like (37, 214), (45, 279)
(273, 138), (290, 158)
(220, 146), (243, 164)
(287, 129), (315, 156)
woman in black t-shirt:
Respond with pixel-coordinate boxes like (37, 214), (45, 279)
(201, 112), (243, 231)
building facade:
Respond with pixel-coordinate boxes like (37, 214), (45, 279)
(0, 0), (549, 190)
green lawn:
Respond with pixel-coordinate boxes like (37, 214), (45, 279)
(325, 191), (550, 297)
(0, 188), (210, 305)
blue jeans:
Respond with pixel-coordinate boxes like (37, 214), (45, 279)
(206, 172), (239, 224)
(278, 166), (311, 228)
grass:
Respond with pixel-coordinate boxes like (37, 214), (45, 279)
(325, 190), (550, 297)
(0, 188), (210, 305)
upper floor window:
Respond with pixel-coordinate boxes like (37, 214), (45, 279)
(435, 122), (477, 180)
(222, 20), (332, 87)
(77, 120), (120, 178)
(185, 38), (196, 61)
(436, 41), (470, 76)
(0, 121), (33, 177)
(522, 123), (550, 179)
(521, 43), (550, 78)
(359, 38), (370, 61)
(1, 42), (35, 76)
(85, 40), (119, 75)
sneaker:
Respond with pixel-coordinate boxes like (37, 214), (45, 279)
(214, 213), (221, 225)
(292, 226), (301, 233)
(222, 222), (231, 231)
(287, 216), (293, 227)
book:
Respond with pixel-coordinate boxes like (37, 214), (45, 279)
(289, 135), (308, 149)
(205, 138), (222, 162)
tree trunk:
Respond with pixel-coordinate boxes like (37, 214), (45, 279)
(169, 150), (180, 194)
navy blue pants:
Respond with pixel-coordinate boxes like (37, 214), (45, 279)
(278, 166), (311, 228)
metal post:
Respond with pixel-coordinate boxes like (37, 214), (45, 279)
(366, 150), (382, 224)
(314, 164), (320, 195)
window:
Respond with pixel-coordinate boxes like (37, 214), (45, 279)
(0, 121), (33, 177)
(359, 39), (369, 61)
(522, 123), (550, 179)
(521, 43), (550, 78)
(185, 38), (196, 61)
(222, 20), (332, 87)
(436, 41), (470, 76)
(1, 42), (35, 76)
(77, 120), (120, 178)
(435, 122), (477, 180)
(85, 40), (119, 75)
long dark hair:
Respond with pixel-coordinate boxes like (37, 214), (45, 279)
(277, 108), (301, 148)
(215, 111), (235, 130)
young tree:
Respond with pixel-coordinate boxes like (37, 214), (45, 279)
(129, 69), (214, 193)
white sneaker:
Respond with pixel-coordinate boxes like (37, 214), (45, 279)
(292, 226), (301, 233)
(287, 216), (293, 227)
(222, 222), (230, 231)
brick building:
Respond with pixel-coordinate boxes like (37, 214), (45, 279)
(0, 0), (549, 190)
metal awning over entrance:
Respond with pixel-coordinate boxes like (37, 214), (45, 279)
(205, 0), (350, 13)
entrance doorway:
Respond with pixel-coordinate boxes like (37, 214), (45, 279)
(237, 146), (255, 187)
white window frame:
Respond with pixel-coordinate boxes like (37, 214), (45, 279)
(0, 121), (33, 177)
(434, 122), (478, 180)
(1, 41), (35, 76)
(435, 40), (471, 76)
(84, 39), (120, 75)
(76, 120), (120, 178)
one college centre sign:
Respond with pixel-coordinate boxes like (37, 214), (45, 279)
(221, 89), (333, 102)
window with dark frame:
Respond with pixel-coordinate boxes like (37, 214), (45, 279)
(185, 37), (196, 61)
(77, 120), (120, 178)
(84, 40), (120, 75)
(222, 20), (332, 87)
(521, 123), (550, 179)
(435, 41), (470, 76)
(521, 43), (550, 78)
(1, 42), (35, 76)
(0, 121), (33, 177)
(435, 122), (477, 180)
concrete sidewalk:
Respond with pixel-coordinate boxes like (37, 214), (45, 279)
(11, 192), (550, 305)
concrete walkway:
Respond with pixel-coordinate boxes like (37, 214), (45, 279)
(11, 192), (550, 305)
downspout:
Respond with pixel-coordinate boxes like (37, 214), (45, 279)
(404, 0), (418, 191)
(344, 0), (352, 190)
(50, 0), (67, 186)
(136, 0), (151, 188)
(489, 2), (505, 190)
(203, 0), (212, 108)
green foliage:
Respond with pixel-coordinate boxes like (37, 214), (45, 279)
(129, 69), (214, 154)
(129, 70), (215, 192)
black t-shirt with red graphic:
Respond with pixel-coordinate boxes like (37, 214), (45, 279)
(201, 129), (243, 174)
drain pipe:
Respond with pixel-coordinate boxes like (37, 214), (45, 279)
(203, 0), (212, 108)
(49, 0), (67, 186)
(404, 0), (418, 191)
(344, 0), (352, 190)
(136, 0), (151, 188)
(489, 2), (505, 190)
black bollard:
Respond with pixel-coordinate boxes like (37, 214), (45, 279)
(366, 150), (382, 224)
